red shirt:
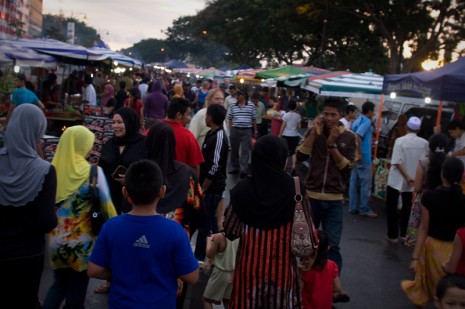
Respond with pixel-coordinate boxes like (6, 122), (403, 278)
(456, 227), (465, 276)
(302, 260), (338, 309)
(124, 98), (144, 118)
(163, 119), (204, 167)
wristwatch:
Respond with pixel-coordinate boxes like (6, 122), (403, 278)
(328, 143), (338, 149)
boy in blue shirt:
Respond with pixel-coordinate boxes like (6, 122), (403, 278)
(88, 160), (199, 308)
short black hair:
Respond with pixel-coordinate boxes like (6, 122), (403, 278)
(84, 74), (93, 85)
(16, 73), (26, 82)
(447, 120), (465, 131)
(229, 85), (236, 90)
(442, 157), (464, 185)
(251, 92), (260, 100)
(207, 104), (227, 126)
(166, 97), (190, 119)
(322, 97), (344, 113)
(345, 104), (358, 114)
(362, 101), (375, 115)
(125, 160), (163, 205)
(119, 80), (126, 89)
(288, 99), (297, 111)
(436, 274), (465, 300)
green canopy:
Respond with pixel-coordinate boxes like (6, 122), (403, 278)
(255, 65), (306, 79)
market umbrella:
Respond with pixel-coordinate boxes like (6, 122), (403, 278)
(254, 65), (306, 79)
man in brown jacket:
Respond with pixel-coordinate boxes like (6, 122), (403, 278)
(296, 97), (356, 274)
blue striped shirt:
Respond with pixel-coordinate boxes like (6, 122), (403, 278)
(227, 102), (256, 128)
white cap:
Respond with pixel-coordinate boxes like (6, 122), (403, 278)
(407, 116), (421, 131)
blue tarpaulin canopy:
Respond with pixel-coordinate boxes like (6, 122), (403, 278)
(383, 57), (465, 102)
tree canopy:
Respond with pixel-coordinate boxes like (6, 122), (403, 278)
(42, 14), (100, 47)
(164, 0), (465, 73)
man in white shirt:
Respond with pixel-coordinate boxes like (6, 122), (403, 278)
(340, 104), (358, 130)
(82, 74), (97, 106)
(385, 116), (428, 243)
(224, 85), (237, 112)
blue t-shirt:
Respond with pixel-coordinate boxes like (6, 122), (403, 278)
(90, 214), (198, 309)
(11, 88), (40, 106)
(352, 115), (372, 164)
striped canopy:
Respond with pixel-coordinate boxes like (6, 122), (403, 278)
(302, 71), (383, 100)
(0, 43), (56, 67)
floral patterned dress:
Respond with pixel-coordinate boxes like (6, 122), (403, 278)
(47, 167), (117, 272)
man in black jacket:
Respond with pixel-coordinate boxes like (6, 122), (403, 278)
(195, 104), (229, 261)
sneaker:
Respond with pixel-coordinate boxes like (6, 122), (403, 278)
(360, 211), (378, 218)
(385, 236), (398, 244)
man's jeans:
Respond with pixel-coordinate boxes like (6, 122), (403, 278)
(349, 162), (373, 214)
(310, 198), (343, 273)
(229, 127), (252, 173)
(194, 192), (222, 261)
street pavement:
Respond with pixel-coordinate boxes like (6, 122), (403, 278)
(38, 161), (438, 309)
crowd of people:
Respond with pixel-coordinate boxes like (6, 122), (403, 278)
(1, 69), (465, 309)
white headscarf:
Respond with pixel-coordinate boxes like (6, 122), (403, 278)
(0, 104), (51, 206)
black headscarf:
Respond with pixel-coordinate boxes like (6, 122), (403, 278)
(231, 135), (295, 229)
(146, 122), (191, 213)
(114, 107), (144, 146)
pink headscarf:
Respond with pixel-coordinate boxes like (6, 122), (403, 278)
(100, 84), (114, 106)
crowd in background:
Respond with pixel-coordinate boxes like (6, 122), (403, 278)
(2, 67), (465, 309)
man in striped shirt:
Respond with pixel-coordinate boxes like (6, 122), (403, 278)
(227, 90), (257, 178)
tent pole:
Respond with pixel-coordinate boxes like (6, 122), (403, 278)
(373, 93), (384, 161)
(436, 100), (443, 128)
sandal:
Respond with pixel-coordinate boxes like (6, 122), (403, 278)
(333, 291), (350, 303)
(93, 282), (110, 294)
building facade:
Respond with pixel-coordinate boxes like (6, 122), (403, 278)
(0, 0), (42, 39)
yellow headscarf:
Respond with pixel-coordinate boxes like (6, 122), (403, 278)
(52, 125), (95, 203)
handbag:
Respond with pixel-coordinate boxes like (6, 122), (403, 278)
(290, 176), (319, 257)
(89, 165), (108, 236)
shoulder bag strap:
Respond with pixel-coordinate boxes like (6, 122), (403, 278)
(293, 176), (303, 211)
(89, 165), (100, 211)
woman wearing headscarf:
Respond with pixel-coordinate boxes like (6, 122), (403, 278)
(224, 135), (305, 308)
(146, 121), (204, 309)
(42, 126), (117, 309)
(100, 83), (116, 114)
(0, 104), (57, 309)
(98, 107), (146, 215)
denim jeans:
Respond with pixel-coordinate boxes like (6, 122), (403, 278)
(195, 192), (222, 261)
(310, 198), (343, 273)
(348, 162), (373, 214)
(43, 268), (89, 309)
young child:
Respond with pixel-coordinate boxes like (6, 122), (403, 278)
(444, 227), (465, 276)
(87, 160), (199, 308)
(202, 231), (239, 309)
(435, 274), (465, 308)
(300, 230), (350, 309)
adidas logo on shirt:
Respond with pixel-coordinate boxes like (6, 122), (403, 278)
(133, 235), (150, 248)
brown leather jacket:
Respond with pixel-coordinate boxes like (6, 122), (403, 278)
(296, 125), (356, 200)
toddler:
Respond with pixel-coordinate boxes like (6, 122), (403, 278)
(300, 230), (349, 309)
(435, 274), (465, 308)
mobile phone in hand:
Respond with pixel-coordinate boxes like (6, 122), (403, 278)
(111, 165), (127, 179)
